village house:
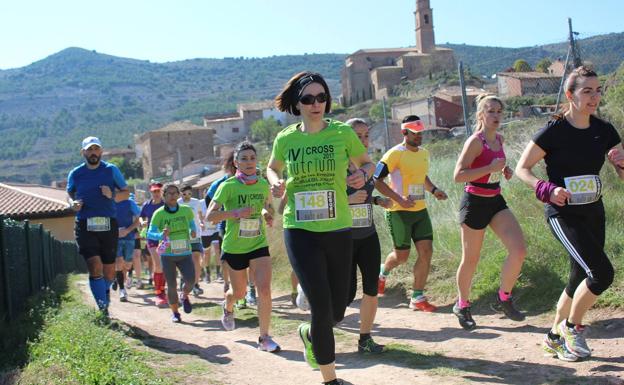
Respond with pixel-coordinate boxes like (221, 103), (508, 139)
(496, 72), (562, 98)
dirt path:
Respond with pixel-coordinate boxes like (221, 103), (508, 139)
(79, 279), (624, 385)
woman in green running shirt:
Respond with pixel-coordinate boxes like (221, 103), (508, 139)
(206, 141), (280, 353)
(267, 71), (374, 385)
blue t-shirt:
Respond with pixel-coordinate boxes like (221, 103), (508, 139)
(116, 199), (141, 240)
(140, 200), (164, 227)
(206, 174), (230, 232)
(67, 161), (127, 220)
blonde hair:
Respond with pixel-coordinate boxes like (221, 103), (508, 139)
(474, 93), (504, 132)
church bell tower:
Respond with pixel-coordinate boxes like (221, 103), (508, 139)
(415, 0), (435, 53)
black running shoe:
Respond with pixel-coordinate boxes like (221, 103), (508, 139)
(358, 338), (385, 354)
(453, 302), (476, 330)
(492, 294), (525, 321)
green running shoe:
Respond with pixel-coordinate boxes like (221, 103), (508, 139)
(298, 323), (318, 369)
(542, 333), (578, 362)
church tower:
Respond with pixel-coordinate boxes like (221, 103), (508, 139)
(414, 0), (435, 53)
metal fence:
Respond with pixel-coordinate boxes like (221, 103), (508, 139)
(0, 217), (85, 322)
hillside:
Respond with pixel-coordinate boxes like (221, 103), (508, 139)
(442, 32), (624, 76)
(0, 31), (623, 183)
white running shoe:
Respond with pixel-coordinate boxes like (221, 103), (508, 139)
(296, 284), (310, 311)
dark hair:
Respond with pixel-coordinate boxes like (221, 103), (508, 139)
(565, 65), (598, 94)
(222, 151), (235, 172)
(162, 182), (180, 195)
(234, 141), (257, 160)
(402, 115), (421, 124)
(180, 184), (192, 192)
(275, 71), (331, 116)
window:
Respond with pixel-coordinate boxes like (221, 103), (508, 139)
(424, 14), (429, 24)
(232, 127), (239, 133)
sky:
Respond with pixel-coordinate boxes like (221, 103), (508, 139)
(1, 0), (622, 70)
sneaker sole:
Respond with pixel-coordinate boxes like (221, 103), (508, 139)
(298, 326), (318, 369)
(490, 302), (525, 321)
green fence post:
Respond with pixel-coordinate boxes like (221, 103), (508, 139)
(0, 217), (13, 321)
(24, 220), (35, 296)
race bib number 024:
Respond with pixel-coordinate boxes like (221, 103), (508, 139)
(350, 204), (372, 228)
(564, 175), (602, 205)
(294, 190), (336, 222)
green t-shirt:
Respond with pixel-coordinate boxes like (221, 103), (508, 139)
(150, 205), (195, 255)
(271, 119), (366, 232)
(213, 176), (270, 254)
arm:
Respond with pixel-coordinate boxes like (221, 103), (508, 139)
(267, 156), (286, 198)
(453, 136), (503, 183)
(424, 176), (447, 200)
(374, 177), (413, 208)
(120, 215), (141, 238)
(346, 152), (374, 190)
(206, 200), (251, 222)
(607, 145), (624, 180)
(146, 223), (164, 241)
(262, 195), (275, 227)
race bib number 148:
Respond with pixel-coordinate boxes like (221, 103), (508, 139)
(294, 190), (336, 222)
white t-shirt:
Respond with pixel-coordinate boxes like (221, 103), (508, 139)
(198, 200), (219, 236)
(178, 197), (203, 240)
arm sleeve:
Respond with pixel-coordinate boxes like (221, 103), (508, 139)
(66, 170), (76, 194)
(130, 201), (141, 216)
(606, 122), (622, 151)
(345, 128), (366, 158)
(272, 133), (285, 162)
(139, 202), (147, 218)
(146, 223), (163, 241)
(111, 166), (127, 189)
(374, 150), (397, 179)
(533, 122), (554, 152)
(212, 182), (227, 208)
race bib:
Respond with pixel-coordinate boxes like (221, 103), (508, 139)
(488, 172), (501, 183)
(350, 204), (372, 228)
(294, 190), (336, 222)
(239, 218), (261, 238)
(87, 217), (110, 232)
(564, 175), (602, 205)
(408, 184), (425, 201)
(170, 239), (190, 254)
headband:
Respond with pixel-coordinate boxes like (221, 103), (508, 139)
(401, 121), (425, 133)
(296, 74), (325, 98)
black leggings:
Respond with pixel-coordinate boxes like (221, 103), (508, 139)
(348, 231), (381, 305)
(546, 203), (614, 296)
(284, 228), (352, 365)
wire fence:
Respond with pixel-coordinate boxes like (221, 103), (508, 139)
(0, 217), (85, 322)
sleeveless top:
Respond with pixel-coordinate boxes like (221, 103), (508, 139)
(464, 132), (505, 196)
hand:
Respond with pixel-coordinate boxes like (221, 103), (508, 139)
(346, 170), (366, 189)
(608, 148), (624, 168)
(503, 166), (513, 180)
(348, 190), (367, 204)
(235, 207), (253, 219)
(271, 179), (285, 198)
(550, 187), (572, 207)
(119, 228), (129, 238)
(100, 185), (113, 199)
(70, 199), (83, 212)
(163, 228), (170, 238)
(190, 231), (197, 239)
(398, 196), (416, 208)
(377, 197), (393, 209)
(263, 210), (274, 227)
(433, 189), (448, 200)
(489, 158), (506, 173)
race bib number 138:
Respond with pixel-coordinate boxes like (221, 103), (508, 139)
(294, 190), (336, 222)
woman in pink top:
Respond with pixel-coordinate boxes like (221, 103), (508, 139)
(451, 94), (527, 330)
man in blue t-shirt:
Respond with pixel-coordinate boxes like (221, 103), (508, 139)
(67, 136), (129, 313)
(114, 196), (141, 302)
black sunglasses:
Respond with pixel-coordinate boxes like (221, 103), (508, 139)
(299, 92), (328, 105)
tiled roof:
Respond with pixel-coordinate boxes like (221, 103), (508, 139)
(0, 183), (72, 219)
(497, 72), (561, 79)
(192, 170), (226, 190)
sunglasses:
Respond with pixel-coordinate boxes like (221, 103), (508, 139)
(299, 92), (328, 105)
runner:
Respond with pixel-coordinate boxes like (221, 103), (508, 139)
(345, 118), (393, 353)
(516, 66), (624, 360)
(205, 152), (235, 293)
(267, 71), (374, 385)
(206, 141), (280, 353)
(147, 183), (196, 323)
(67, 136), (129, 315)
(114, 193), (142, 302)
(140, 182), (166, 306)
(374, 115), (448, 311)
(178, 184), (205, 296)
(199, 191), (221, 284)
(129, 193), (144, 289)
(452, 94), (527, 330)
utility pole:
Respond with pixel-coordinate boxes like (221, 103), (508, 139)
(176, 148), (183, 184)
(458, 61), (471, 136)
(568, 18), (582, 68)
(382, 96), (390, 151)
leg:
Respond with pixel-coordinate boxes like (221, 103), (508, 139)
(383, 249), (410, 273)
(132, 249), (142, 286)
(224, 262), (248, 312)
(412, 240), (433, 291)
(489, 209), (527, 293)
(355, 232), (381, 335)
(160, 255), (179, 309)
(192, 251), (202, 286)
(456, 225), (485, 302)
(382, 211), (412, 274)
(250, 256), (272, 337)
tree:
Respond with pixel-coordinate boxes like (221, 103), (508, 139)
(536, 58), (552, 73)
(108, 156), (143, 179)
(250, 117), (282, 144)
(369, 102), (385, 122)
(513, 59), (532, 72)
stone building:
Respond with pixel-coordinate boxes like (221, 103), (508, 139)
(203, 101), (293, 144)
(341, 0), (455, 106)
(391, 96), (463, 129)
(496, 72), (562, 98)
(136, 120), (215, 181)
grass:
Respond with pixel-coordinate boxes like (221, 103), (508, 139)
(266, 117), (624, 313)
(1, 274), (171, 385)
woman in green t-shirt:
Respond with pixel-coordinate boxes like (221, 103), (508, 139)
(206, 141), (280, 353)
(267, 72), (375, 385)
